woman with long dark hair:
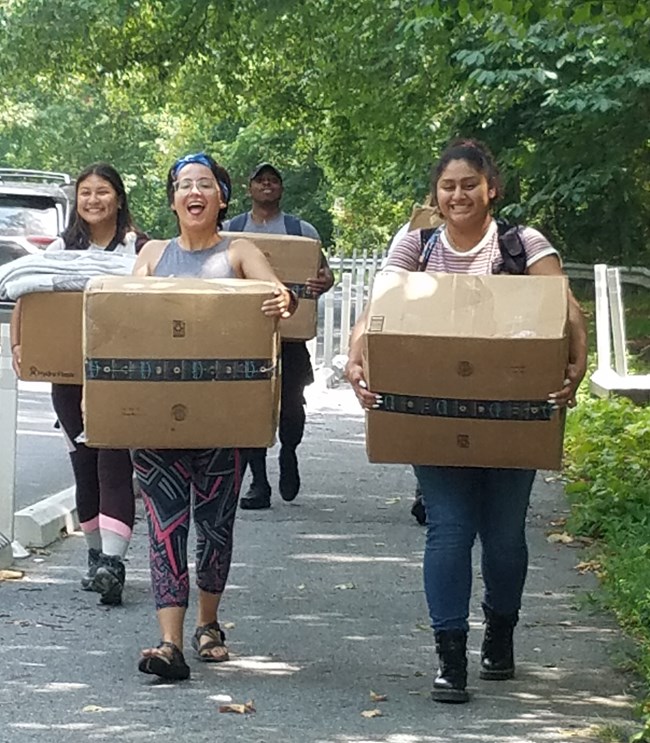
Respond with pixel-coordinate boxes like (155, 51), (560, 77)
(12, 162), (146, 606)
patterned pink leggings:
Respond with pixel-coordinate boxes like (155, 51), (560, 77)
(132, 447), (246, 609)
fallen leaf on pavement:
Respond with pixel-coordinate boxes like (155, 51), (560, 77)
(370, 691), (388, 702)
(297, 584), (306, 591)
(384, 498), (401, 505)
(219, 700), (255, 714)
(334, 582), (356, 590)
(415, 623), (430, 631)
(549, 517), (567, 527)
(82, 705), (108, 713)
(222, 622), (236, 630)
(0, 569), (25, 581)
(575, 560), (602, 575)
(361, 709), (383, 718)
(546, 531), (574, 544)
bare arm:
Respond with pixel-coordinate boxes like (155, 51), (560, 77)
(344, 305), (380, 410)
(528, 255), (588, 407)
(132, 240), (167, 277)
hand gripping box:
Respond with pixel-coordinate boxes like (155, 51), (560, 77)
(18, 292), (84, 384)
(363, 272), (569, 470)
(83, 276), (281, 449)
(221, 231), (322, 340)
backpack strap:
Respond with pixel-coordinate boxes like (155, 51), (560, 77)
(417, 226), (443, 271)
(227, 213), (248, 232)
(283, 214), (303, 236)
(495, 219), (527, 275)
(418, 221), (527, 275)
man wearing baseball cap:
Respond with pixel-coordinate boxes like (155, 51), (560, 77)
(224, 162), (334, 509)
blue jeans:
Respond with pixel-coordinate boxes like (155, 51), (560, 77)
(414, 465), (536, 632)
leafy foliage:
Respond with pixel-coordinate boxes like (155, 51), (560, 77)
(564, 394), (650, 739)
(1, 1), (649, 256)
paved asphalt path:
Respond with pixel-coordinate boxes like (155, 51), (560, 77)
(15, 381), (72, 511)
(0, 384), (639, 742)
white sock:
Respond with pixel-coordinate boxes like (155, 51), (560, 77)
(100, 531), (129, 559)
(83, 529), (102, 552)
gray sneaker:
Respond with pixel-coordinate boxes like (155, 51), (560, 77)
(92, 553), (126, 606)
(81, 548), (101, 591)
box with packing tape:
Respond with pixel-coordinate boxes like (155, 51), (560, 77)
(221, 231), (322, 340)
(18, 292), (84, 384)
(363, 271), (569, 470)
(83, 276), (281, 449)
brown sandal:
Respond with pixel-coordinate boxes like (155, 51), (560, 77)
(191, 621), (229, 663)
(138, 641), (190, 680)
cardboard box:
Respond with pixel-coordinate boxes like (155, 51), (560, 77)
(222, 231), (322, 340)
(408, 203), (443, 231)
(363, 272), (569, 470)
(83, 276), (280, 449)
(18, 292), (83, 384)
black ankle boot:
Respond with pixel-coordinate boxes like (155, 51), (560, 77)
(81, 548), (101, 591)
(92, 553), (126, 606)
(432, 629), (469, 703)
(240, 449), (271, 509)
(480, 604), (518, 680)
(279, 446), (300, 501)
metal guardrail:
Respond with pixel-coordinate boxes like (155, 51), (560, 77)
(564, 262), (650, 289)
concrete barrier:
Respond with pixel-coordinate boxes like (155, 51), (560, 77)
(13, 487), (78, 548)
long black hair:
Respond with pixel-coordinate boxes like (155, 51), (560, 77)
(61, 163), (138, 251)
(166, 152), (232, 229)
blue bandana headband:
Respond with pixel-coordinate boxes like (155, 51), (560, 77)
(171, 153), (230, 202)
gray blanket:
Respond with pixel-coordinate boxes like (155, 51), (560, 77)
(0, 251), (136, 300)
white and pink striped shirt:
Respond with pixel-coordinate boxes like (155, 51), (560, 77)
(384, 219), (558, 275)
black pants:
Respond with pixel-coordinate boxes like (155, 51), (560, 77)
(249, 341), (313, 468)
(51, 384), (135, 531)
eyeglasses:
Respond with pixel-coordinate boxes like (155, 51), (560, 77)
(173, 178), (219, 193)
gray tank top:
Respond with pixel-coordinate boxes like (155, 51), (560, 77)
(152, 236), (235, 279)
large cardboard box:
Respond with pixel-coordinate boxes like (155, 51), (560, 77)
(83, 276), (281, 449)
(363, 272), (569, 470)
(222, 231), (322, 340)
(18, 292), (83, 384)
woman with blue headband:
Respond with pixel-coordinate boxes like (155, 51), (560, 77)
(132, 153), (296, 681)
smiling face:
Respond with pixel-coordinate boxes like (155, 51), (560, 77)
(248, 167), (283, 207)
(172, 163), (225, 229)
(435, 158), (496, 230)
(76, 174), (120, 228)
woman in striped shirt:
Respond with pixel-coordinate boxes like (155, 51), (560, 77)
(346, 138), (588, 704)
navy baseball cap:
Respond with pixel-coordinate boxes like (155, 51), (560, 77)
(249, 162), (283, 182)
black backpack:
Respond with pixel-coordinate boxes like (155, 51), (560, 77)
(418, 219), (527, 275)
(227, 212), (303, 236)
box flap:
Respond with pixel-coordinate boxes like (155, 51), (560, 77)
(221, 231), (322, 284)
(85, 276), (278, 296)
(366, 272), (568, 340)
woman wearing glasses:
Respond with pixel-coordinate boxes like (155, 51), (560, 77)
(132, 153), (295, 681)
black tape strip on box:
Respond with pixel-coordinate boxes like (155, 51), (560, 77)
(85, 358), (277, 382)
(375, 393), (555, 422)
